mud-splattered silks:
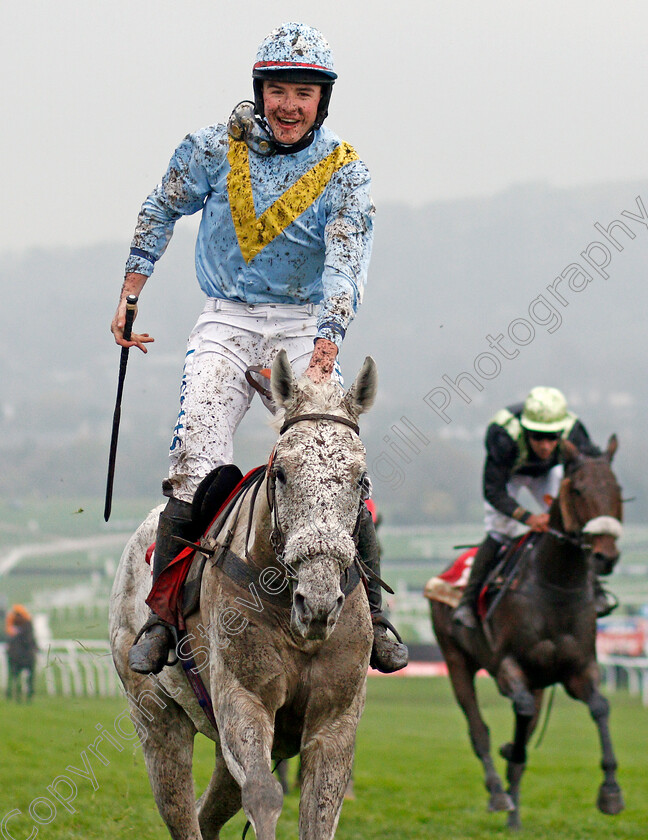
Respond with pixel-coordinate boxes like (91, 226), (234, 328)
(227, 137), (359, 263)
(125, 123), (374, 348)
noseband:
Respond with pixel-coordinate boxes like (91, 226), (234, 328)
(582, 516), (623, 539)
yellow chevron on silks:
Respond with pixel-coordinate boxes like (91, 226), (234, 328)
(227, 138), (359, 264)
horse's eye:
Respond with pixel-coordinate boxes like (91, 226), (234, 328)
(274, 466), (287, 485)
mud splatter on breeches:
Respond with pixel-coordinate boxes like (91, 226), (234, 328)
(167, 297), (318, 502)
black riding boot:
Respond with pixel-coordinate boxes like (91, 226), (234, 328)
(453, 535), (500, 630)
(357, 507), (409, 673)
(128, 496), (195, 675)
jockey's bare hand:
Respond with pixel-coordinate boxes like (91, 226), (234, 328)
(527, 513), (550, 532)
(111, 273), (155, 353)
(305, 338), (338, 384)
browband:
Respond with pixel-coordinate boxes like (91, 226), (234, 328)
(279, 413), (360, 436)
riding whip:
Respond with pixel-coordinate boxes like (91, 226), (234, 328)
(104, 294), (138, 522)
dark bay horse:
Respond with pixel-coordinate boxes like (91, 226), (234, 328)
(431, 436), (624, 829)
(110, 351), (377, 840)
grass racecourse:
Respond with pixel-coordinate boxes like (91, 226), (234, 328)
(1, 677), (646, 839)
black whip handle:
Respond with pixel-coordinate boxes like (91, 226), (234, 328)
(104, 295), (138, 521)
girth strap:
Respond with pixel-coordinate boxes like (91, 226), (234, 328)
(177, 629), (218, 730)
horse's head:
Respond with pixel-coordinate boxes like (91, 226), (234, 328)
(269, 350), (377, 641)
(557, 435), (623, 574)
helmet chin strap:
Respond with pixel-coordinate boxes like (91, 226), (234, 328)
(227, 101), (316, 157)
(273, 130), (316, 155)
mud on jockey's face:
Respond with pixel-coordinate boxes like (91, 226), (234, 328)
(262, 80), (321, 146)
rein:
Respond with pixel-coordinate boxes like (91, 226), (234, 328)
(545, 527), (588, 549)
(534, 511), (623, 596)
(530, 528), (594, 597)
(484, 511), (617, 632)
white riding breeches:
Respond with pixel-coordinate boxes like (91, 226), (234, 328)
(167, 297), (321, 503)
(484, 465), (564, 541)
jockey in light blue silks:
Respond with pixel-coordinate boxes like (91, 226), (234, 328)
(111, 22), (408, 676)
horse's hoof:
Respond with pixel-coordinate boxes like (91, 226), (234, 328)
(597, 784), (625, 815)
(488, 791), (515, 812)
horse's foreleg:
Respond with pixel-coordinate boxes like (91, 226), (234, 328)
(298, 706), (359, 840)
(445, 648), (512, 813)
(218, 691), (283, 840)
(196, 745), (242, 840)
(500, 710), (534, 830)
(564, 669), (624, 815)
(497, 657), (537, 829)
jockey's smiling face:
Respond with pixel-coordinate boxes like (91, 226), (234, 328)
(263, 80), (322, 145)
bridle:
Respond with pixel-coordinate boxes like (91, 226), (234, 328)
(548, 460), (624, 550)
(279, 413), (360, 436)
(267, 412), (364, 561)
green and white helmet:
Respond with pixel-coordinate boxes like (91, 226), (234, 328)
(520, 387), (571, 433)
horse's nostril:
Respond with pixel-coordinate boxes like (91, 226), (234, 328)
(294, 592), (310, 621)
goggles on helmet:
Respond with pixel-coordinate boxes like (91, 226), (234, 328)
(227, 101), (275, 156)
(527, 430), (561, 442)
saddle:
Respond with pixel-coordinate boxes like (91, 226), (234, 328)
(424, 534), (537, 619)
(145, 465), (262, 629)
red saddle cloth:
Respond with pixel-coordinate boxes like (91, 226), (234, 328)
(145, 466), (264, 629)
(438, 547), (478, 588)
(437, 547), (487, 618)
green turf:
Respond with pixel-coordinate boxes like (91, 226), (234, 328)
(0, 677), (645, 839)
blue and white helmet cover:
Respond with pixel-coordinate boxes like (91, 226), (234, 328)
(253, 22), (337, 80)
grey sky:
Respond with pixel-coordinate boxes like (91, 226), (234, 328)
(3, 0), (647, 253)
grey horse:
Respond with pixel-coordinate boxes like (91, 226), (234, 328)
(110, 351), (377, 840)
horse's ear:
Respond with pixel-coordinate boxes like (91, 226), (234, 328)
(558, 478), (579, 533)
(344, 356), (377, 416)
(271, 350), (295, 409)
(606, 434), (618, 462)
